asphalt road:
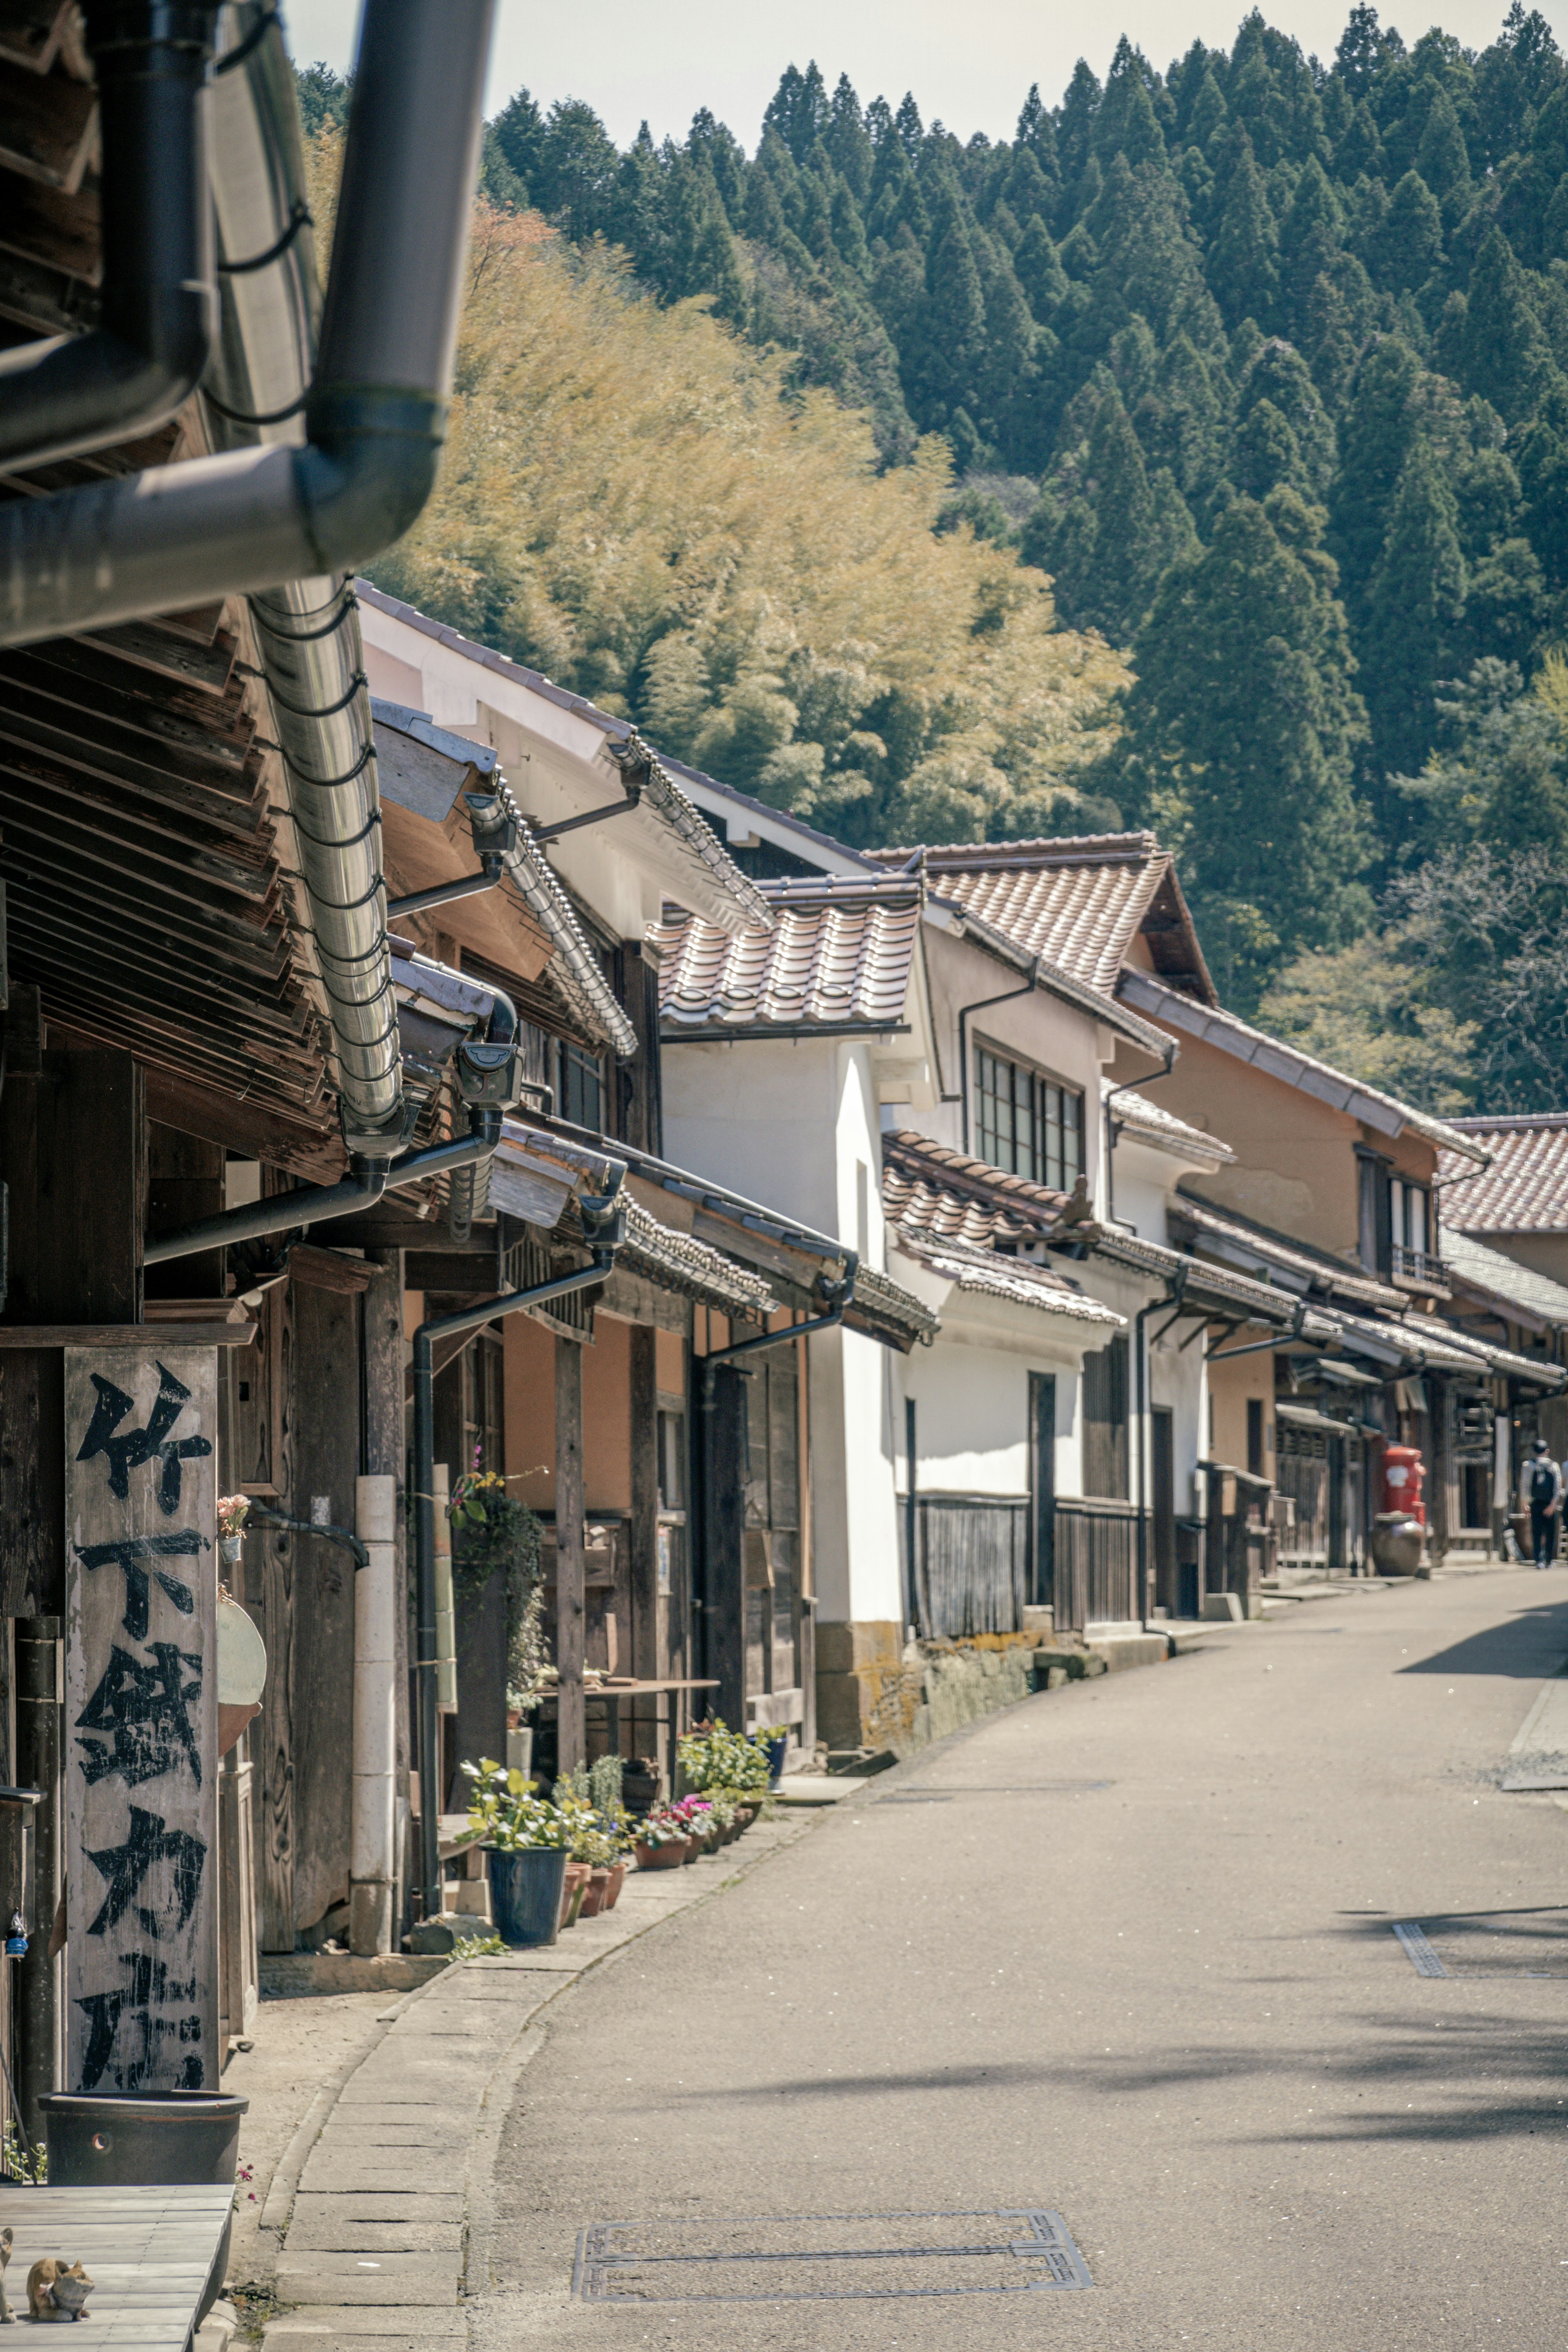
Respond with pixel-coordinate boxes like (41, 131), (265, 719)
(472, 1566), (1568, 2350)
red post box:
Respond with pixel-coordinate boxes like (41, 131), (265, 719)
(1381, 1443), (1425, 1525)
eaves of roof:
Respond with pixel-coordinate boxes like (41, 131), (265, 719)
(356, 584), (770, 936)
(618, 1195), (780, 1319)
(1169, 1191), (1402, 1310)
(924, 895), (1176, 1062)
(1114, 1089), (1234, 1163)
(1441, 1228), (1568, 1333)
(1120, 969), (1489, 1163)
(654, 881), (922, 1038)
(1091, 1226), (1340, 1336)
(515, 1116), (937, 1351)
(893, 1227), (1125, 1328)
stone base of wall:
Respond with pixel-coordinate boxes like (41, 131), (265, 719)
(815, 1624), (1049, 1757)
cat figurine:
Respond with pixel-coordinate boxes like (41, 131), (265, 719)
(0, 2225), (11, 2323)
(26, 2259), (93, 2322)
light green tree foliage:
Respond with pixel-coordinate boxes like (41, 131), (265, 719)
(359, 205), (1127, 847)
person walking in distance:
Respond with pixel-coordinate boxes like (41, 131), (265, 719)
(1528, 1437), (1563, 1567)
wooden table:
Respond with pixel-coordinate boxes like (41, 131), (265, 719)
(540, 1677), (719, 1791)
(0, 2181), (232, 2346)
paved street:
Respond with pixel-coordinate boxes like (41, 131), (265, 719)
(471, 1568), (1568, 2350)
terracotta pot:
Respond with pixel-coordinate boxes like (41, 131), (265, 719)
(719, 1819), (738, 1846)
(633, 1840), (685, 1871)
(735, 1806), (755, 1835)
(681, 1835), (702, 1863)
(559, 1859), (592, 1928)
(580, 1866), (611, 1919)
(604, 1861), (627, 1909)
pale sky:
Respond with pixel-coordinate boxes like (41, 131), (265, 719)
(283, 0), (1556, 149)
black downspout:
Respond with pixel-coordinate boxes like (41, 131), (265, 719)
(412, 1187), (625, 1920)
(905, 1396), (919, 1638)
(1134, 1297), (1153, 1629)
(1103, 1044), (1176, 1229)
(0, 0), (497, 647)
(143, 1109), (503, 1265)
(0, 0), (223, 472)
(955, 970), (1039, 1154)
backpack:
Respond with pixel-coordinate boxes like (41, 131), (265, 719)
(1532, 1458), (1558, 1507)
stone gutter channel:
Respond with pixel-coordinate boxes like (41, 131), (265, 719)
(247, 1809), (824, 2350)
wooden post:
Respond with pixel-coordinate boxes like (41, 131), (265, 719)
(362, 1253), (406, 1943)
(708, 1366), (747, 1730)
(14, 1617), (59, 2144)
(64, 1346), (219, 2092)
(555, 1335), (586, 1775)
(628, 1322), (658, 1762)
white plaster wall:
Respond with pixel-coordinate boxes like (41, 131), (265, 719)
(665, 1035), (903, 1627)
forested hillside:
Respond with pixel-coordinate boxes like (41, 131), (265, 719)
(298, 8), (1568, 1101)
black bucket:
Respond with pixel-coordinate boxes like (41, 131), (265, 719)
(40, 2090), (248, 2325)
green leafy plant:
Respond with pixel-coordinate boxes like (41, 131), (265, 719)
(461, 1757), (570, 1850)
(633, 1804), (691, 1850)
(445, 1462), (551, 1712)
(678, 1719), (773, 1797)
(2, 2124), (44, 2184)
(555, 1757), (635, 1855)
(452, 1931), (505, 1958)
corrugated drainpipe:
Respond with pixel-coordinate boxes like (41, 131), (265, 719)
(0, 0), (495, 1167)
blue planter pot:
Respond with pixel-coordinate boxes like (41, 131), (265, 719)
(762, 1733), (788, 1787)
(486, 1845), (568, 1947)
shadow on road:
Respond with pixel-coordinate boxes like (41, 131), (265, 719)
(1396, 1600), (1568, 1677)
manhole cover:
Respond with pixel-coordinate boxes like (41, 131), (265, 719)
(572, 2209), (1092, 2301)
(1393, 1908), (1568, 1978)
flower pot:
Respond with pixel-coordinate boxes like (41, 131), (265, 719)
(760, 1733), (788, 1786)
(735, 1805), (755, 1834)
(486, 1846), (567, 1948)
(218, 1532), (244, 1566)
(633, 1839), (684, 1871)
(41, 2091), (249, 2327)
(681, 1835), (702, 1864)
(604, 1861), (627, 1909)
(580, 1866), (611, 1919)
(560, 1859), (592, 1928)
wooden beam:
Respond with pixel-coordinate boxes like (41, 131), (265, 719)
(0, 1324), (255, 1348)
(0, 55), (94, 190)
(628, 1322), (658, 1704)
(143, 1067), (345, 1186)
(555, 1336), (586, 1773)
(286, 1244), (374, 1295)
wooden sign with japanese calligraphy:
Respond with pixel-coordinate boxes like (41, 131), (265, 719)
(63, 1348), (218, 2094)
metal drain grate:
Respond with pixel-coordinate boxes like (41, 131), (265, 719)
(1393, 1922), (1448, 1976)
(1393, 1908), (1568, 1978)
(572, 2208), (1093, 2301)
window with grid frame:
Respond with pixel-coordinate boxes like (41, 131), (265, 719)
(975, 1041), (1084, 1192)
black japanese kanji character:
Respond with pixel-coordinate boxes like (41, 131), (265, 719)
(75, 1532), (202, 1641)
(83, 1803), (206, 1941)
(76, 1951), (200, 2091)
(76, 1361), (212, 1515)
(76, 1642), (202, 1790)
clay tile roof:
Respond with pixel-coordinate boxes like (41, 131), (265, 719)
(881, 1130), (1069, 1250)
(652, 878), (921, 1035)
(618, 1196), (780, 1319)
(1440, 1116), (1568, 1232)
(880, 1131), (1119, 1326)
(864, 833), (1215, 1004)
(1114, 1089), (1234, 1162)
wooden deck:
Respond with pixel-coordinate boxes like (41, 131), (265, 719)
(0, 2183), (232, 2345)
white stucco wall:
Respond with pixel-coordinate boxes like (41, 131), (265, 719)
(664, 1035), (903, 1627)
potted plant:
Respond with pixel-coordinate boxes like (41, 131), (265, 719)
(633, 1806), (690, 1871)
(217, 1494), (249, 1567)
(461, 1758), (570, 1947)
(446, 1459), (553, 1746)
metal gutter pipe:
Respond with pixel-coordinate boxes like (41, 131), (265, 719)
(0, 0), (495, 644)
(955, 966), (1040, 1154)
(0, 0), (223, 472)
(143, 1108), (502, 1264)
(1103, 1045), (1176, 1229)
(412, 1181), (626, 1917)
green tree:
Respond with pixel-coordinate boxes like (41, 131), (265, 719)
(1360, 437), (1468, 791)
(1329, 335), (1423, 614)
(1209, 132), (1280, 327)
(1121, 487), (1369, 1005)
